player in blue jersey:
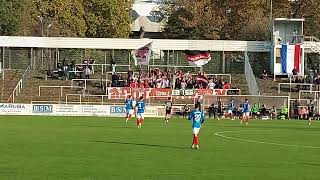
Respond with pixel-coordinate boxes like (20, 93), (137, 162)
(135, 96), (145, 128)
(188, 104), (205, 150)
(227, 99), (235, 120)
(241, 99), (250, 125)
(125, 95), (134, 123)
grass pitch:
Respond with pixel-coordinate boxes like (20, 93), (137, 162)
(0, 116), (319, 180)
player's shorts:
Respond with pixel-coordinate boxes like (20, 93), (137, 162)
(126, 109), (134, 115)
(137, 113), (144, 119)
(192, 127), (201, 135)
(242, 112), (250, 117)
(166, 109), (171, 115)
(228, 110), (233, 114)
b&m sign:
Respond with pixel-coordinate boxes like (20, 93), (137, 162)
(32, 105), (53, 113)
(110, 106), (126, 115)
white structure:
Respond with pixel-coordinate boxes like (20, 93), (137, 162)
(131, 0), (164, 32)
(272, 18), (305, 77)
(0, 36), (271, 52)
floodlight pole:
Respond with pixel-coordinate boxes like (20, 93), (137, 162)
(270, 0), (273, 42)
(270, 0), (273, 22)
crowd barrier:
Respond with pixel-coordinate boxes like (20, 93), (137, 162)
(107, 87), (240, 100)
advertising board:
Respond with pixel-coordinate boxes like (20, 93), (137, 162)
(0, 103), (30, 115)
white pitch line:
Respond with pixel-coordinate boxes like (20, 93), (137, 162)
(214, 130), (320, 149)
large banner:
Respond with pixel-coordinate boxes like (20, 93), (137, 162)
(133, 88), (171, 99)
(107, 88), (238, 100)
(0, 103), (166, 117)
(52, 104), (110, 116)
(107, 87), (131, 99)
(172, 89), (236, 96)
(107, 88), (172, 99)
(109, 105), (159, 117)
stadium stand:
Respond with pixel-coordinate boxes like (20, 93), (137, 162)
(0, 70), (23, 102)
(3, 35), (320, 119)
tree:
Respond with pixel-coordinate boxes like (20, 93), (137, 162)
(32, 0), (87, 37)
(15, 0), (38, 36)
(84, 0), (133, 38)
(0, 0), (20, 36)
(161, 0), (314, 41)
(162, 0), (226, 40)
(288, 0), (320, 38)
(162, 0), (271, 40)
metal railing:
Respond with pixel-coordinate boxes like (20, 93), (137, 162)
(65, 94), (109, 105)
(7, 65), (31, 102)
(0, 62), (3, 80)
(192, 74), (232, 84)
(148, 65), (200, 73)
(244, 52), (259, 95)
(75, 63), (130, 75)
(31, 101), (62, 104)
(305, 36), (320, 42)
(305, 36), (320, 54)
(71, 79), (109, 90)
(38, 85), (85, 98)
(298, 90), (320, 100)
(278, 83), (314, 94)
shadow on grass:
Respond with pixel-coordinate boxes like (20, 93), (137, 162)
(72, 124), (134, 129)
(297, 162), (320, 167)
(93, 140), (186, 150)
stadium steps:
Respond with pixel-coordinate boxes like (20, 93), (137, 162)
(256, 78), (304, 99)
(15, 72), (78, 103)
(231, 74), (249, 95)
(257, 78), (284, 96)
(0, 70), (23, 102)
(15, 71), (106, 103)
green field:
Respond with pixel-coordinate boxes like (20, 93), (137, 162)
(0, 116), (319, 180)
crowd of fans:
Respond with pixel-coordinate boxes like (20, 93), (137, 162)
(111, 69), (238, 91)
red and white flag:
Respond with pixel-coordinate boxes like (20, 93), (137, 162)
(131, 42), (152, 66)
(186, 51), (211, 67)
(196, 76), (208, 85)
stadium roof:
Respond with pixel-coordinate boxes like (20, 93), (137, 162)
(0, 36), (271, 52)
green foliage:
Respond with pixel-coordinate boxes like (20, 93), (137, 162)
(0, 0), (133, 38)
(0, 0), (20, 35)
(162, 0), (320, 40)
(32, 0), (87, 37)
(84, 0), (133, 38)
(1, 0), (320, 39)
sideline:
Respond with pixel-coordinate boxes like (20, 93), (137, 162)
(214, 130), (320, 149)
